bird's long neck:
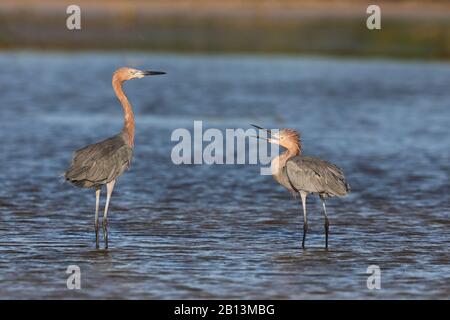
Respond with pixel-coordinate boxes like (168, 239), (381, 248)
(113, 78), (135, 147)
(272, 143), (301, 175)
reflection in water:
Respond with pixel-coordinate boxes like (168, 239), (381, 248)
(0, 52), (449, 299)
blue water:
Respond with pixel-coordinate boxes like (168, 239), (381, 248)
(0, 52), (448, 299)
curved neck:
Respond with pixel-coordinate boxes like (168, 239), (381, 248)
(272, 145), (301, 175)
(280, 147), (300, 166)
(112, 78), (135, 147)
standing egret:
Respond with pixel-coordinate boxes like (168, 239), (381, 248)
(252, 125), (350, 249)
(65, 67), (165, 249)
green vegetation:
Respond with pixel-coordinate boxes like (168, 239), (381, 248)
(0, 8), (449, 60)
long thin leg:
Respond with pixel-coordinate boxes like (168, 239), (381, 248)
(320, 196), (330, 249)
(300, 191), (308, 249)
(94, 188), (101, 249)
(103, 180), (116, 249)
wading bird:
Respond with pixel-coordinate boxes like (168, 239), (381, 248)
(65, 67), (165, 249)
(252, 125), (349, 249)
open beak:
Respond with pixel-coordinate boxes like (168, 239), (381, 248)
(251, 124), (271, 136)
(251, 124), (273, 141)
(141, 70), (166, 76)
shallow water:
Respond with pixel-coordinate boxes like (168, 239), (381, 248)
(0, 52), (449, 299)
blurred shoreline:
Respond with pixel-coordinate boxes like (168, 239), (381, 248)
(1, 0), (449, 60)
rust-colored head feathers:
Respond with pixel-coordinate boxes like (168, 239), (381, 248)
(276, 129), (302, 153)
(278, 129), (301, 143)
(113, 67), (141, 82)
(251, 124), (302, 154)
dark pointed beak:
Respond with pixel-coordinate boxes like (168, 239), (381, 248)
(251, 124), (272, 137)
(142, 71), (166, 76)
(251, 124), (272, 141)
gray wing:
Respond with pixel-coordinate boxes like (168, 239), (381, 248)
(65, 134), (133, 188)
(285, 156), (350, 197)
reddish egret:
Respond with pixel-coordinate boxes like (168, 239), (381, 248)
(252, 125), (350, 249)
(65, 67), (165, 249)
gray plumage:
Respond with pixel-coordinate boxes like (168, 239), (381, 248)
(64, 67), (165, 249)
(280, 154), (350, 249)
(65, 132), (133, 189)
(284, 156), (350, 198)
(251, 125), (350, 249)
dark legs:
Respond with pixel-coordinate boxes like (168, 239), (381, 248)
(299, 191), (308, 249)
(299, 193), (330, 250)
(103, 180), (116, 249)
(94, 188), (101, 249)
(93, 180), (116, 249)
(320, 196), (330, 249)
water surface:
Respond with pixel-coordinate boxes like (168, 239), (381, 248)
(0, 52), (449, 299)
